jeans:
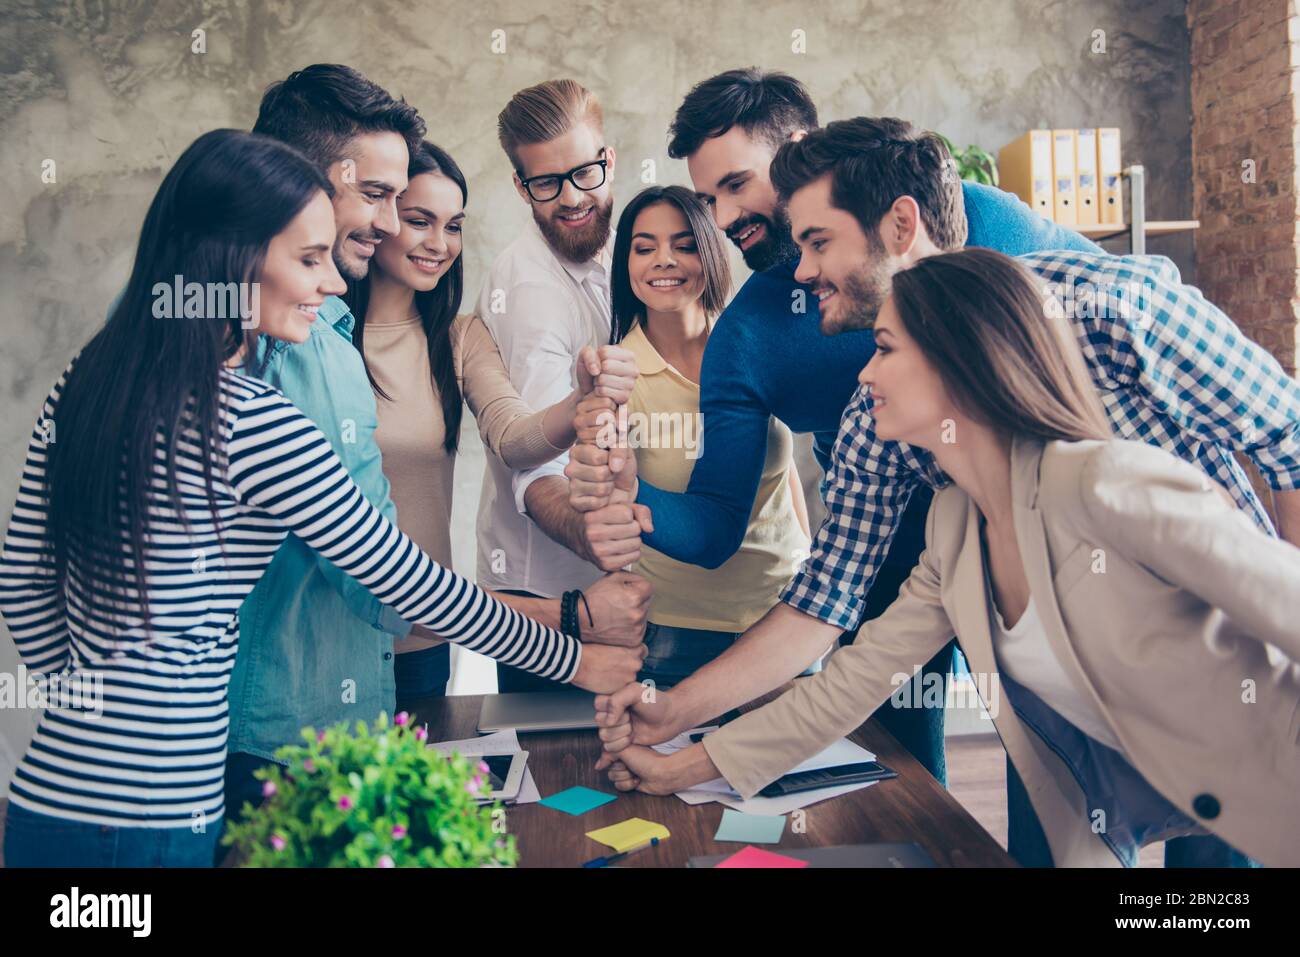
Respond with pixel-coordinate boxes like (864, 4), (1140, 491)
(220, 750), (276, 866)
(843, 559), (954, 787)
(394, 642), (452, 716)
(1006, 756), (1258, 868)
(638, 622), (742, 688)
(4, 800), (221, 868)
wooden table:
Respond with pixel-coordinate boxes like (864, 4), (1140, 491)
(411, 691), (1014, 868)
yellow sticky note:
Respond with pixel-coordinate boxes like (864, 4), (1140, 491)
(584, 817), (670, 853)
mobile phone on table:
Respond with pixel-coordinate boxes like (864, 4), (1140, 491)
(758, 761), (897, 797)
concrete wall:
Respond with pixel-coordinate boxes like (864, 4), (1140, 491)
(0, 0), (1196, 779)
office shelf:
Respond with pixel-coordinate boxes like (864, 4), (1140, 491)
(1075, 165), (1198, 254)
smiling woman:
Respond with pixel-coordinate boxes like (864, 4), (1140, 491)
(342, 140), (643, 711)
(0, 128), (639, 868)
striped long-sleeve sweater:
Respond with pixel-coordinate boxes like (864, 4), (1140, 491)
(0, 365), (582, 827)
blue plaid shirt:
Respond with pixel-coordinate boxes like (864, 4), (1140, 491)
(783, 250), (1300, 630)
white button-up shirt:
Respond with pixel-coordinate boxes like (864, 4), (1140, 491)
(474, 219), (613, 597)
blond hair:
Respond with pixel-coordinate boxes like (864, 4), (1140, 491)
(497, 78), (604, 171)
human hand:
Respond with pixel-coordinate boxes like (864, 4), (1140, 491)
(571, 641), (648, 694)
(581, 572), (653, 646)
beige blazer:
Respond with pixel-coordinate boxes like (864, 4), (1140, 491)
(702, 436), (1300, 867)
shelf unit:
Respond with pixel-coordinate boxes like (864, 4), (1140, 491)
(1070, 165), (1198, 254)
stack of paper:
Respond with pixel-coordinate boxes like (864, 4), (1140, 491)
(652, 730), (878, 815)
(427, 728), (540, 804)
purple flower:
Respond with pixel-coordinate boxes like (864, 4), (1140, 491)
(261, 780), (277, 798)
(414, 726), (427, 741)
(377, 855), (395, 868)
(338, 795), (354, 811)
(477, 760), (490, 774)
(392, 824), (408, 839)
(466, 776), (483, 795)
(317, 731), (327, 743)
(303, 759), (316, 773)
(270, 835), (286, 851)
(395, 711), (409, 726)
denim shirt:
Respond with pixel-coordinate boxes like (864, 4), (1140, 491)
(226, 295), (411, 762)
(999, 672), (1203, 866)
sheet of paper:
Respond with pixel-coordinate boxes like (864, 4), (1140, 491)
(585, 817), (671, 853)
(714, 808), (786, 844)
(539, 785), (617, 816)
(515, 766), (540, 805)
(714, 845), (808, 868)
(427, 728), (520, 756)
(673, 788), (719, 806)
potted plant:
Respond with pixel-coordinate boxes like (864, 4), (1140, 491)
(937, 134), (1000, 186)
(222, 712), (518, 867)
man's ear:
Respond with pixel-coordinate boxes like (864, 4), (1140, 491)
(883, 196), (923, 255)
(604, 145), (616, 181)
(789, 128), (809, 143)
(512, 172), (531, 204)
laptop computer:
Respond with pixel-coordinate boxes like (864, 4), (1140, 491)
(477, 691), (600, 733)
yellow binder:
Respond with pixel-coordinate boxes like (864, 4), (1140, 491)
(997, 130), (1054, 221)
(1075, 128), (1099, 225)
(1051, 129), (1078, 225)
(1097, 127), (1124, 224)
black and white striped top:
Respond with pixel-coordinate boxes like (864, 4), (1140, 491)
(0, 366), (581, 828)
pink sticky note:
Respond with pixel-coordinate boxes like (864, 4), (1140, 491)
(714, 845), (809, 868)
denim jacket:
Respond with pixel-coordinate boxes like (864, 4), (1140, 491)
(226, 296), (411, 762)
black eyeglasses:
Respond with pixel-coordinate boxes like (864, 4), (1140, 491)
(518, 148), (608, 202)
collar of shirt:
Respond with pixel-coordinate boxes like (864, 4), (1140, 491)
(528, 217), (614, 288)
(622, 317), (715, 380)
(259, 294), (354, 362)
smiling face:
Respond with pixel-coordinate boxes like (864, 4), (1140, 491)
(858, 294), (954, 448)
(373, 171), (464, 293)
(788, 174), (897, 335)
(686, 125), (799, 272)
(626, 201), (707, 314)
(326, 131), (410, 280)
(513, 122), (615, 262)
(253, 190), (347, 343)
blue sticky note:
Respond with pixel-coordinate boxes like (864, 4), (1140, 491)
(714, 809), (786, 844)
(539, 786), (617, 816)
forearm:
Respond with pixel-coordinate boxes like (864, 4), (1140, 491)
(663, 743), (723, 792)
(524, 475), (594, 562)
(541, 388), (581, 452)
(1274, 488), (1300, 548)
(672, 602), (840, 729)
(638, 479), (749, 569)
(489, 589), (561, 631)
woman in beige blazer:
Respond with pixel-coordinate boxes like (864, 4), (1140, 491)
(596, 248), (1300, 867)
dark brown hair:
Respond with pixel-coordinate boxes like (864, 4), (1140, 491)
(609, 186), (731, 344)
(889, 248), (1112, 444)
(667, 67), (818, 159)
(253, 64), (425, 173)
(770, 117), (968, 252)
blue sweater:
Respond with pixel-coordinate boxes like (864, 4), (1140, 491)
(637, 181), (1103, 570)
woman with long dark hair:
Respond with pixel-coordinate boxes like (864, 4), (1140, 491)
(595, 248), (1300, 867)
(0, 129), (643, 867)
(346, 141), (643, 710)
(577, 185), (811, 685)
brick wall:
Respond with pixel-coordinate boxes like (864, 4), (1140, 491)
(1188, 0), (1300, 377)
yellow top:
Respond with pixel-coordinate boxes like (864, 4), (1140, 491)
(622, 321), (809, 632)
